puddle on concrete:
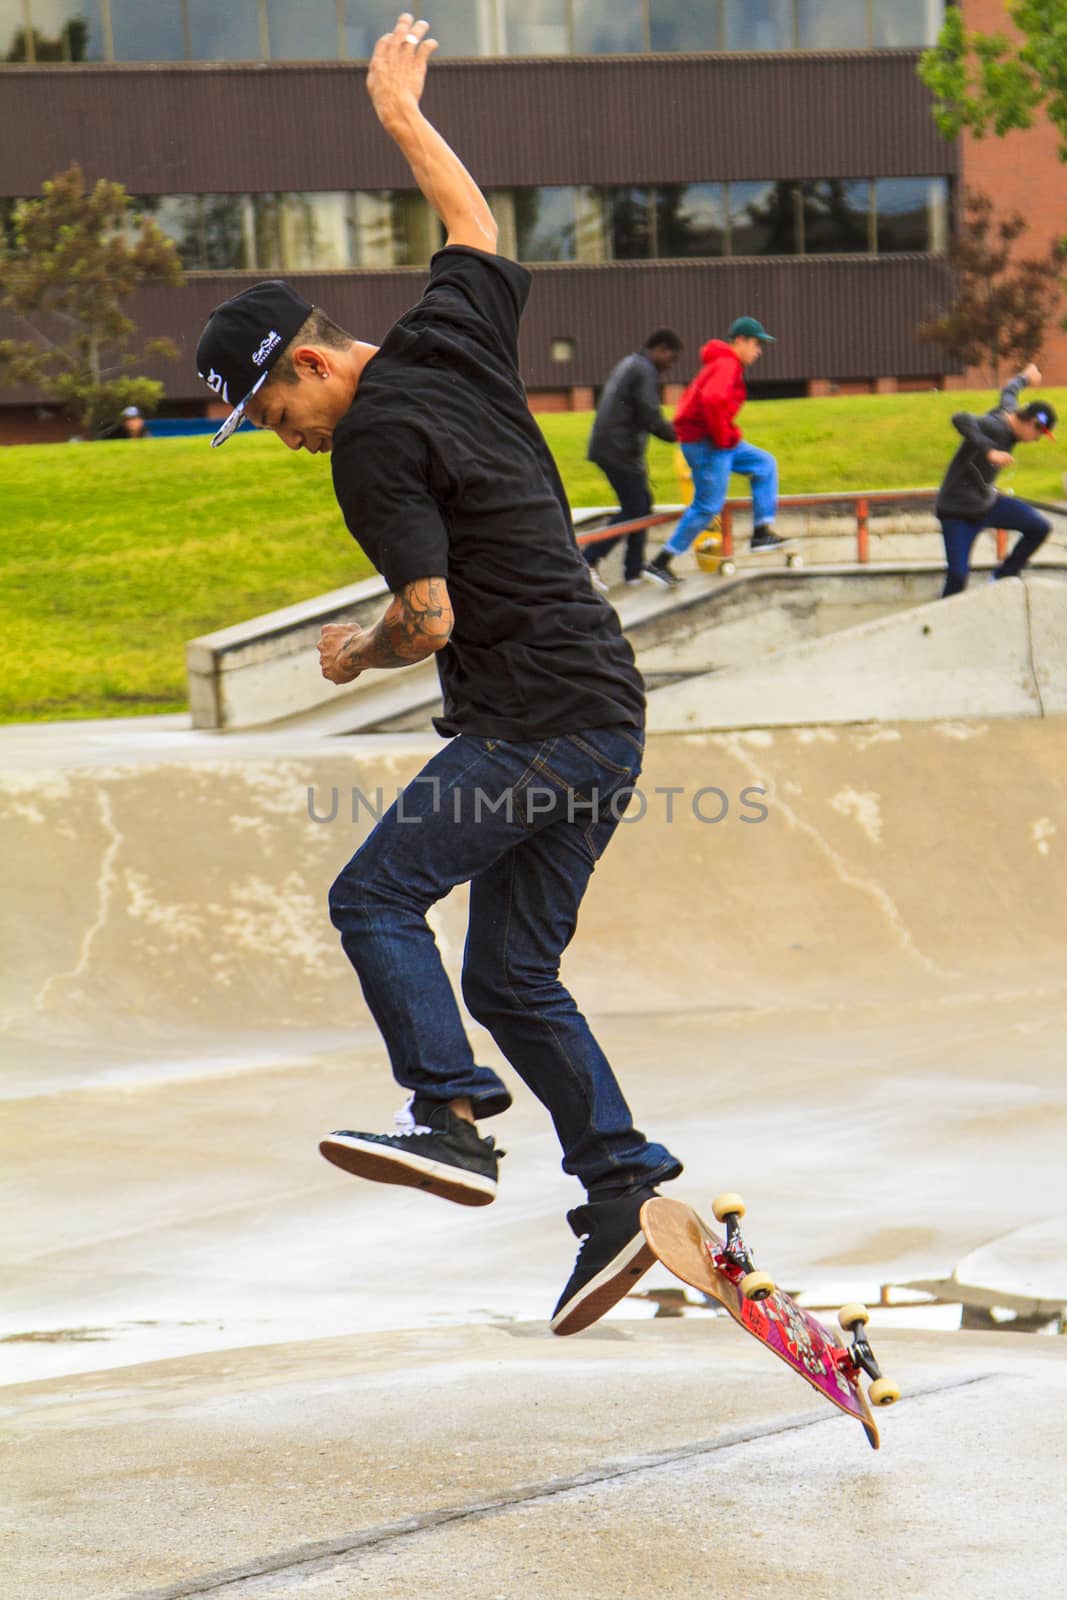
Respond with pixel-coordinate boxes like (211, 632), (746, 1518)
(1, 1319), (209, 1345)
(628, 1286), (1064, 1336)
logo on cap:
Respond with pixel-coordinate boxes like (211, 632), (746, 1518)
(252, 331), (282, 368)
(202, 368), (229, 401)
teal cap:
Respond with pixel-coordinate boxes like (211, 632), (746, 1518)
(729, 316), (775, 343)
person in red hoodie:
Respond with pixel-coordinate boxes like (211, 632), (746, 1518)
(646, 316), (788, 586)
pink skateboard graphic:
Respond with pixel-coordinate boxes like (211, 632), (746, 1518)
(640, 1195), (900, 1449)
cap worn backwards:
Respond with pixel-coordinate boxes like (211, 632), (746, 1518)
(1019, 399), (1057, 440)
(196, 280), (314, 447)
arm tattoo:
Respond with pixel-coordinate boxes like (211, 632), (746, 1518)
(342, 577), (453, 672)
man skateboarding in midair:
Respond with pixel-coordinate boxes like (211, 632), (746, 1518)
(934, 363), (1056, 597)
(194, 13), (682, 1336)
(646, 316), (788, 587)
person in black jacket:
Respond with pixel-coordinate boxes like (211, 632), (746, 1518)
(585, 330), (682, 589)
(935, 363), (1057, 597)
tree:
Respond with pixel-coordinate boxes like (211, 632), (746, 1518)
(918, 0), (1067, 159)
(0, 164), (185, 438)
(917, 189), (1064, 385)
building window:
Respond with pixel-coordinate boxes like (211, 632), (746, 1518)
(5, 0), (105, 60)
(123, 179), (949, 272)
(874, 177), (948, 253)
(515, 187), (580, 261)
(416, 0), (491, 56)
(502, 0), (569, 55)
(723, 0), (792, 52)
(649, 0), (720, 52)
(111, 0), (184, 61)
(605, 187), (655, 260)
(657, 183), (727, 258)
(341, 0), (379, 59)
(185, 0), (263, 61)
(551, 337), (577, 362)
(266, 0), (339, 60)
(872, 0), (942, 47)
(204, 195), (253, 267)
(134, 194), (203, 263)
(727, 180), (799, 255)
(800, 179), (872, 253)
(796, 0), (869, 50)
(3, 0), (949, 62)
(573, 0), (646, 54)
(0, 195), (20, 246)
(279, 191), (354, 268)
(349, 190), (441, 266)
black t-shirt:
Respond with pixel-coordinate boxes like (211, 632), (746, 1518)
(330, 246), (645, 739)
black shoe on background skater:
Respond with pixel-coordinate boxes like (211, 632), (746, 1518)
(320, 1095), (503, 1206)
(644, 550), (683, 587)
(550, 1187), (658, 1335)
(749, 525), (792, 552)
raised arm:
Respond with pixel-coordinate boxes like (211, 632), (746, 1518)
(997, 362), (1042, 416)
(367, 14), (498, 253)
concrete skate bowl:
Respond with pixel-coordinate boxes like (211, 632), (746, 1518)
(3, 719), (1066, 1073)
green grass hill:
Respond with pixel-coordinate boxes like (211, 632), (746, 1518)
(3, 388), (1064, 722)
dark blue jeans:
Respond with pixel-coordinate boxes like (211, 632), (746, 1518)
(328, 725), (682, 1197)
(587, 464), (653, 581)
(939, 493), (1051, 598)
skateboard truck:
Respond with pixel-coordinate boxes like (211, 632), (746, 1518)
(837, 1304), (901, 1408)
(708, 1193), (776, 1302)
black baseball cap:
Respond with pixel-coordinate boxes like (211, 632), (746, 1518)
(1019, 400), (1057, 440)
(196, 280), (313, 447)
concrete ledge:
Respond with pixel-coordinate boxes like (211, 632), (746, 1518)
(183, 509), (633, 732)
(646, 576), (1067, 732)
(185, 573), (393, 730)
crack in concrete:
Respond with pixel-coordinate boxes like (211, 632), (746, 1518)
(716, 734), (957, 981)
(13, 789), (124, 1027)
(117, 1374), (994, 1600)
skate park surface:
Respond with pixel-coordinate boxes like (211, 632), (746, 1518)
(4, 695), (1067, 1593)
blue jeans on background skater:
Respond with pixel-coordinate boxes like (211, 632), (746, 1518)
(939, 493), (1051, 598)
(328, 725), (682, 1198)
(586, 464), (652, 581)
(666, 438), (779, 557)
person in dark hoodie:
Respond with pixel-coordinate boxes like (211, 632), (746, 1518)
(645, 316), (787, 587)
(585, 329), (682, 591)
(935, 363), (1056, 597)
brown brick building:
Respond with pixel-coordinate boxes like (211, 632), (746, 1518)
(947, 0), (1067, 391)
(0, 1), (1062, 442)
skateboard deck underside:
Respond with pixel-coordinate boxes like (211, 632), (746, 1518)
(641, 1197), (879, 1449)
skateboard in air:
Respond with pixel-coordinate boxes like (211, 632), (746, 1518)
(640, 1194), (899, 1450)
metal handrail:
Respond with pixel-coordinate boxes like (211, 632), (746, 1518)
(574, 487), (1066, 565)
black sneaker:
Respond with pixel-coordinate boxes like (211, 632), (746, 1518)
(749, 526), (793, 552)
(550, 1187), (657, 1336)
(644, 552), (683, 588)
(319, 1096), (503, 1207)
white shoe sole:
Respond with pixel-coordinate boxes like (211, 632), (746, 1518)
(550, 1231), (655, 1336)
(319, 1133), (497, 1207)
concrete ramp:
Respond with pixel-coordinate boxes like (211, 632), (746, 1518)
(897, 1216), (1067, 1325)
(647, 575), (1067, 732)
(4, 718), (1067, 1058)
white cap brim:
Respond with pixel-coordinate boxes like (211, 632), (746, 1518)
(210, 370), (269, 448)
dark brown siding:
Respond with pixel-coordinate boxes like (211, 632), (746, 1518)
(1, 53), (956, 196)
(0, 255), (951, 404)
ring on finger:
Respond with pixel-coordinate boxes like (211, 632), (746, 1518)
(403, 32), (419, 43)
